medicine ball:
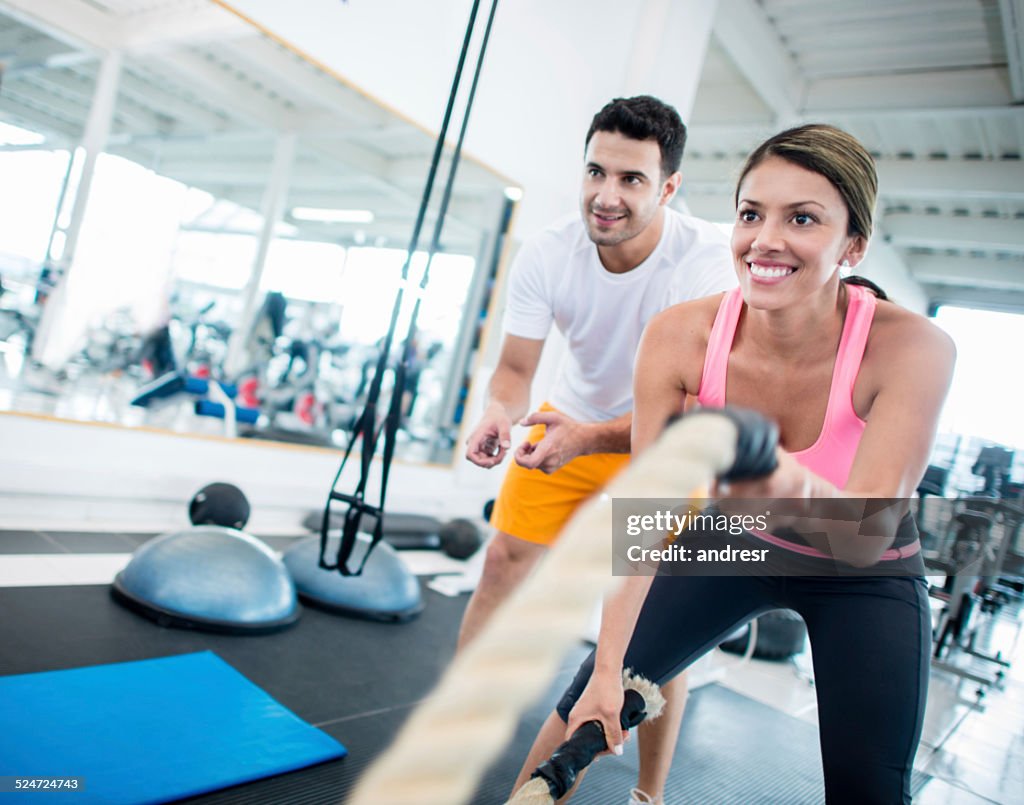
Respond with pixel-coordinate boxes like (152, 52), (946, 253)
(189, 482), (251, 530)
(439, 518), (483, 559)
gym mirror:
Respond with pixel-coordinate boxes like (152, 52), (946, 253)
(0, 3), (516, 465)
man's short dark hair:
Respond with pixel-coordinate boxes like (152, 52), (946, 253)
(585, 96), (687, 177)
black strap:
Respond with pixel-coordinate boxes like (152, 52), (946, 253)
(380, 0), (500, 515)
(319, 0), (499, 575)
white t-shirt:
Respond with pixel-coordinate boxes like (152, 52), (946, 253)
(502, 207), (736, 422)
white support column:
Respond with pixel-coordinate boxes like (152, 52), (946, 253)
(224, 131), (297, 377)
(43, 151), (76, 268)
(59, 49), (122, 274)
(621, 0), (673, 97)
(31, 50), (121, 367)
(622, 0), (720, 120)
(713, 0), (804, 127)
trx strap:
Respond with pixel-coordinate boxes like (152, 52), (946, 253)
(320, 0), (500, 575)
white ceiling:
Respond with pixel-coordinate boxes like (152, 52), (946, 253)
(684, 0), (1024, 312)
(1, 0), (1022, 310)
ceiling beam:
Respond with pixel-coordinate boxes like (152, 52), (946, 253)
(878, 160), (1024, 201)
(113, 71), (231, 134)
(712, 0), (804, 124)
(12, 69), (178, 139)
(0, 141), (70, 152)
(816, 105), (1024, 122)
(106, 128), (270, 148)
(153, 161), (327, 188)
(0, 0), (118, 52)
(885, 213), (1024, 253)
(781, 17), (994, 47)
(6, 71), (93, 115)
(118, 3), (251, 52)
(999, 0), (1024, 101)
(0, 35), (77, 73)
(141, 50), (300, 131)
(765, 0), (981, 29)
(804, 67), (1012, 111)
(215, 38), (379, 127)
(800, 45), (999, 81)
(0, 91), (86, 139)
(925, 283), (1024, 313)
(2, 0), (250, 54)
(680, 156), (1024, 201)
(909, 253), (1024, 289)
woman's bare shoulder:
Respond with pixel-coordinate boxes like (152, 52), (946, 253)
(647, 293), (725, 346)
(870, 300), (955, 357)
(864, 299), (956, 391)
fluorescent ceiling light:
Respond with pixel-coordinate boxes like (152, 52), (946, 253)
(291, 206), (375, 224)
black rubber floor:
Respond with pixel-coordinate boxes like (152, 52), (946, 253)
(0, 581), (929, 804)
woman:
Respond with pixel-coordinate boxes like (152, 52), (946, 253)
(514, 124), (955, 804)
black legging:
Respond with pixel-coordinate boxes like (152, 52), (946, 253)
(557, 574), (931, 804)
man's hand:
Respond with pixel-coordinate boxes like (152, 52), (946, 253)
(514, 409), (588, 474)
(465, 405), (514, 468)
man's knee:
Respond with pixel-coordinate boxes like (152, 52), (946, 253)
(480, 531), (546, 586)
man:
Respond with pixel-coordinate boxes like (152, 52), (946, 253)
(462, 95), (735, 804)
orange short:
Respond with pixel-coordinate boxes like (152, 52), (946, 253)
(490, 403), (630, 545)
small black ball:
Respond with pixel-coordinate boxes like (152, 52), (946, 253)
(189, 482), (251, 529)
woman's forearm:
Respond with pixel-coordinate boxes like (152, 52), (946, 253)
(593, 575), (656, 674)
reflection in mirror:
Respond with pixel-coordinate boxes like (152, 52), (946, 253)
(0, 6), (516, 464)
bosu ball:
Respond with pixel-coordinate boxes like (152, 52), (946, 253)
(284, 534), (423, 623)
(111, 483), (300, 634)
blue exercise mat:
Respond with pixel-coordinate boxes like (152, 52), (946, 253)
(0, 651), (346, 804)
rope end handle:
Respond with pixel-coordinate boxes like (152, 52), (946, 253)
(621, 668), (665, 720)
(684, 407), (779, 481)
(520, 672), (663, 801)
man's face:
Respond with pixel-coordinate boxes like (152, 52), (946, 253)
(580, 130), (673, 247)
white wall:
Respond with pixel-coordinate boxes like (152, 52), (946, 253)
(0, 412), (497, 532)
(860, 239), (929, 314)
(223, 0), (716, 236)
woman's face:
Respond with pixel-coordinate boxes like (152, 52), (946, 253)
(731, 155), (864, 310)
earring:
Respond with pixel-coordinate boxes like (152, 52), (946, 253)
(839, 259), (851, 277)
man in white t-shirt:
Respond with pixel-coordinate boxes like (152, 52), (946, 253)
(462, 96), (735, 804)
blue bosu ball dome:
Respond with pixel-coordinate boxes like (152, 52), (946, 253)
(112, 526), (300, 633)
(283, 534), (423, 623)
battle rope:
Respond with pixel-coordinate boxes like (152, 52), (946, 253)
(347, 409), (778, 804)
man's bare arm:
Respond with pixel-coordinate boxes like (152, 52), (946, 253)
(465, 335), (545, 468)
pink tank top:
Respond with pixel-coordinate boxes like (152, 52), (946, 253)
(697, 282), (875, 490)
(695, 284), (921, 563)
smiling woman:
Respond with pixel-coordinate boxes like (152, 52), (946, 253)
(517, 123), (957, 805)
